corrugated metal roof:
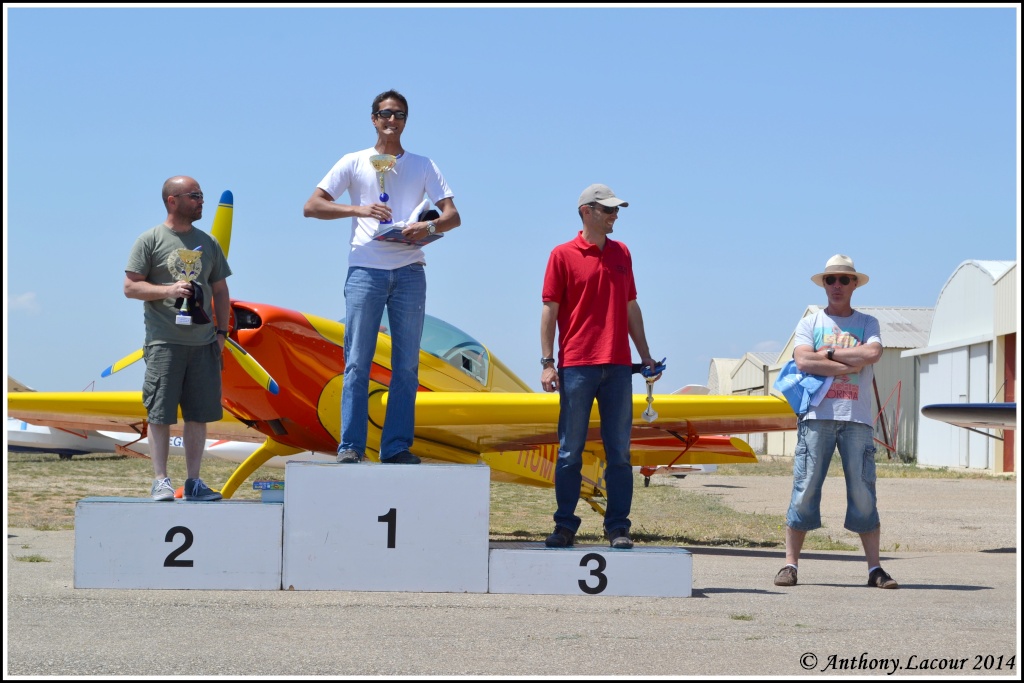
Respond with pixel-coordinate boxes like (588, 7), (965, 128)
(805, 305), (934, 349)
(860, 307), (935, 348)
(966, 260), (1014, 281)
(748, 351), (779, 366)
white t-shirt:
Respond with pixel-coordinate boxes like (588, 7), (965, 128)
(317, 147), (454, 270)
(794, 309), (882, 425)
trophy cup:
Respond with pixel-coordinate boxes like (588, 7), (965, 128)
(369, 154), (397, 225)
(640, 358), (667, 423)
(169, 247), (203, 325)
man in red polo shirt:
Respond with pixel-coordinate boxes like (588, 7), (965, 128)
(540, 183), (659, 549)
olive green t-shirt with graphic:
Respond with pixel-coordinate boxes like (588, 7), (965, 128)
(125, 224), (232, 346)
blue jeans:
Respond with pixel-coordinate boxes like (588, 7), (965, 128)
(554, 364), (634, 534)
(340, 264), (426, 459)
(786, 420), (880, 533)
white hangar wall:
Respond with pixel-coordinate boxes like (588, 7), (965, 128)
(902, 260), (1017, 473)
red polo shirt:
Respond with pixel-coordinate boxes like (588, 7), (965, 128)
(542, 232), (637, 367)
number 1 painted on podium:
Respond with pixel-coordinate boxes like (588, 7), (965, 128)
(378, 508), (397, 548)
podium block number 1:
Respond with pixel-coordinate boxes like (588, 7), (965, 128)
(378, 508), (397, 548)
(282, 462), (491, 592)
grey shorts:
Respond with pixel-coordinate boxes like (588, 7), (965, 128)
(142, 342), (223, 424)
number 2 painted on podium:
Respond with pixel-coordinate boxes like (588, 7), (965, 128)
(164, 526), (195, 567)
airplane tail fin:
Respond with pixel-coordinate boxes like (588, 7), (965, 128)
(8, 377), (35, 392)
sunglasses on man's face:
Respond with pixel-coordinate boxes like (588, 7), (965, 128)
(374, 109), (407, 120)
(590, 204), (619, 215)
(824, 275), (855, 286)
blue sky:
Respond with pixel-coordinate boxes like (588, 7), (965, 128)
(4, 5), (1019, 397)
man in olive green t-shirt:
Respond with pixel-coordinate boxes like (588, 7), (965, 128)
(124, 175), (232, 502)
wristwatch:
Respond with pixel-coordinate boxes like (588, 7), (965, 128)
(216, 329), (229, 337)
(540, 357), (555, 368)
(827, 348), (834, 361)
(426, 221), (437, 235)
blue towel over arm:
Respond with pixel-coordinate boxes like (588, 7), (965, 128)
(773, 360), (833, 416)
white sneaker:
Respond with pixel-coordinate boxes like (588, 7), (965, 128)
(151, 477), (175, 502)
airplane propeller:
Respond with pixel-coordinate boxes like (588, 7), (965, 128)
(224, 338), (279, 394)
(100, 330), (279, 394)
(100, 349), (143, 378)
(101, 190), (279, 395)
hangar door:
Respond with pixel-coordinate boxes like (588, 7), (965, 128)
(917, 342), (992, 469)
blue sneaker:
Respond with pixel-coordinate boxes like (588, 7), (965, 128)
(381, 451), (421, 464)
(150, 477), (175, 502)
(183, 478), (222, 501)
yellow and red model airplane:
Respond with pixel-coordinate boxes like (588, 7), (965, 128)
(7, 191), (797, 510)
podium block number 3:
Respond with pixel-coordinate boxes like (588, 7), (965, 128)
(579, 552), (609, 594)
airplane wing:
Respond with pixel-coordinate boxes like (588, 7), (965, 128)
(9, 389), (795, 455)
(379, 391), (795, 454)
(7, 418), (128, 457)
(7, 391), (266, 444)
(921, 403), (1017, 431)
(369, 390), (796, 493)
(8, 383), (796, 494)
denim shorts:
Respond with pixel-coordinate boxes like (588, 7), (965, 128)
(142, 342), (223, 424)
(785, 419), (880, 534)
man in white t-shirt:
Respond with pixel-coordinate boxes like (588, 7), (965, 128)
(303, 89), (460, 465)
(773, 254), (898, 590)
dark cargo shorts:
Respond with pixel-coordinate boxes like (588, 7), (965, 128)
(142, 342), (223, 424)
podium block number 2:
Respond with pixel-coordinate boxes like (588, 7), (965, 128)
(164, 526), (195, 568)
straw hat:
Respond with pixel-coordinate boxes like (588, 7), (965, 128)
(811, 254), (869, 287)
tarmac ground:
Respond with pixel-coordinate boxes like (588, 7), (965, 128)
(5, 474), (1020, 677)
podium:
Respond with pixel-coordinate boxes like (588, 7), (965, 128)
(281, 461), (490, 592)
(488, 542), (692, 597)
(73, 461), (694, 596)
(74, 498), (283, 589)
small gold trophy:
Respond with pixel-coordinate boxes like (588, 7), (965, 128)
(369, 154), (397, 225)
(169, 247), (204, 325)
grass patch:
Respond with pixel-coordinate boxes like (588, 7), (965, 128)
(15, 554), (50, 563)
(7, 449), (999, 550)
(5, 452), (282, 530)
(730, 614), (754, 621)
(489, 473), (854, 550)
